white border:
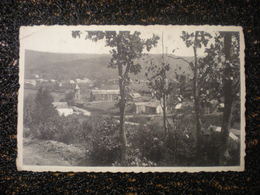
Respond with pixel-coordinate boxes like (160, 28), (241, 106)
(17, 25), (245, 172)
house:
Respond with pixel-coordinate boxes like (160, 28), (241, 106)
(52, 102), (73, 117)
(37, 78), (48, 83)
(174, 101), (193, 111)
(24, 79), (37, 87)
(135, 101), (163, 114)
(130, 92), (141, 99)
(76, 78), (92, 84)
(72, 106), (91, 116)
(207, 125), (240, 142)
(34, 74), (39, 79)
(69, 80), (75, 84)
(90, 89), (119, 101)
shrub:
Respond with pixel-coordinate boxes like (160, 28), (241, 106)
(88, 117), (121, 166)
(113, 147), (157, 167)
(127, 124), (165, 165)
(53, 116), (84, 144)
(31, 119), (58, 140)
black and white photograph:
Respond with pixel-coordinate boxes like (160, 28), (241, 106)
(17, 25), (245, 172)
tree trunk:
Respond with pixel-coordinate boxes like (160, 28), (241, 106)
(193, 31), (202, 156)
(219, 32), (233, 165)
(118, 63), (127, 165)
(162, 93), (167, 138)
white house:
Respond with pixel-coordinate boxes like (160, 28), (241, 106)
(52, 102), (73, 117)
(130, 92), (141, 99)
(69, 80), (75, 84)
(25, 79), (37, 87)
(72, 106), (91, 116)
(76, 78), (92, 84)
(135, 101), (163, 114)
(207, 125), (240, 142)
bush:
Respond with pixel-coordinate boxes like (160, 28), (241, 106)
(88, 117), (121, 166)
(53, 116), (84, 144)
(29, 114), (87, 145)
(126, 124), (165, 165)
(113, 147), (157, 167)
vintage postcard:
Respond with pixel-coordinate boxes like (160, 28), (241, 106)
(17, 25), (245, 172)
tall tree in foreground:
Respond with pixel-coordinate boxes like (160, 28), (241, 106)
(180, 31), (212, 155)
(72, 30), (159, 164)
(200, 32), (240, 164)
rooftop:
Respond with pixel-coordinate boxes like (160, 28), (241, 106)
(91, 89), (120, 95)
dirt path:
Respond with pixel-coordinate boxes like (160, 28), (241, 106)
(23, 138), (86, 166)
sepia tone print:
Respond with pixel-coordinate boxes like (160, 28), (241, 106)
(17, 25), (245, 172)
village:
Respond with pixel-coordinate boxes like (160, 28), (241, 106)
(25, 74), (168, 117)
(24, 72), (240, 144)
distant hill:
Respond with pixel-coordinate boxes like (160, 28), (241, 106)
(24, 50), (193, 81)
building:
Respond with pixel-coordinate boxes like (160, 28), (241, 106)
(69, 80), (75, 84)
(135, 101), (163, 114)
(174, 101), (193, 111)
(24, 79), (37, 88)
(52, 102), (73, 117)
(90, 89), (119, 101)
(74, 83), (81, 102)
(72, 106), (91, 116)
(76, 78), (92, 84)
(207, 125), (240, 142)
(129, 92), (141, 99)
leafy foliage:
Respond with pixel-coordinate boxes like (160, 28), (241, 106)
(198, 32), (240, 105)
(180, 31), (212, 48)
(145, 61), (177, 101)
(88, 117), (121, 166)
(73, 30), (159, 163)
(33, 87), (58, 125)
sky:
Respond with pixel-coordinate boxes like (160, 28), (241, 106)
(20, 25), (241, 57)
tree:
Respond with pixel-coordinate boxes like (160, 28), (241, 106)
(199, 32), (240, 164)
(180, 31), (212, 155)
(72, 30), (159, 164)
(145, 60), (177, 137)
(64, 91), (75, 106)
(24, 96), (35, 128)
(33, 87), (57, 125)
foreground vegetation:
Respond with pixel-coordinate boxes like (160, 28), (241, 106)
(24, 88), (239, 167)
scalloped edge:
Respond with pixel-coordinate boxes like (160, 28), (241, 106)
(17, 25), (245, 172)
